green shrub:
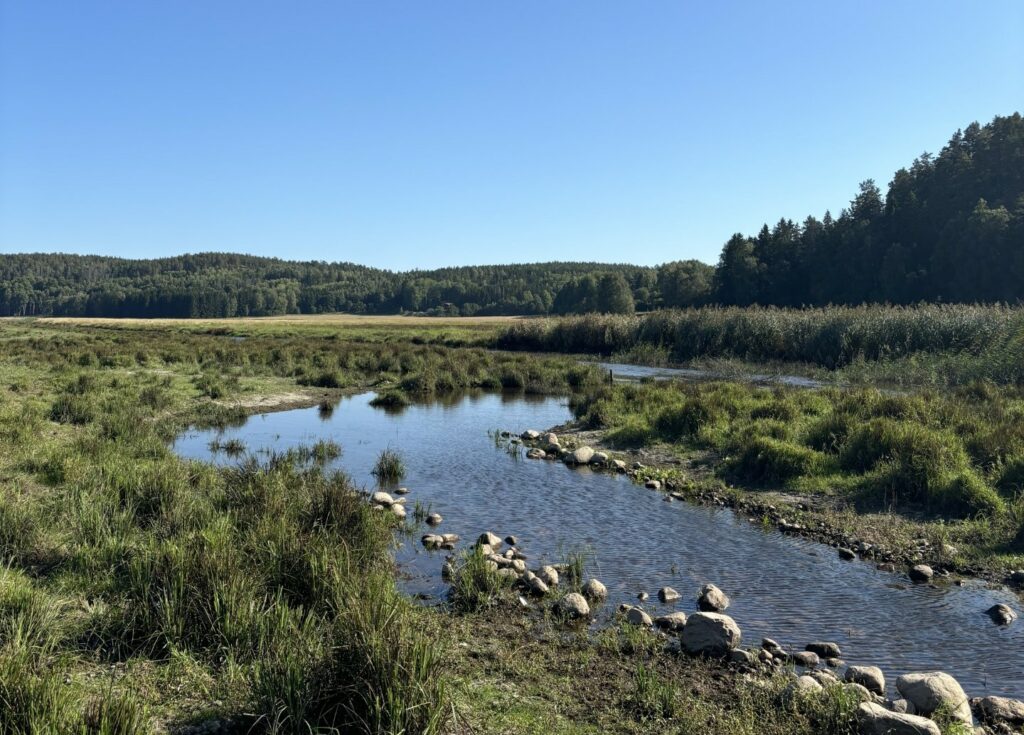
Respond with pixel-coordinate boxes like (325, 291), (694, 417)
(48, 394), (95, 425)
(369, 391), (410, 409)
(803, 413), (854, 453)
(997, 455), (1024, 495)
(372, 449), (406, 484)
(727, 436), (823, 485)
(653, 396), (719, 442)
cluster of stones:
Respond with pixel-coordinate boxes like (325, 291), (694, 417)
(518, 428), (1022, 629)
(520, 430), (628, 472)
(369, 487), (410, 519)
(613, 580), (1023, 733)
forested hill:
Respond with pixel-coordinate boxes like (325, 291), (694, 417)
(1, 113), (1021, 318)
(0, 254), (654, 317)
(714, 112), (1024, 306)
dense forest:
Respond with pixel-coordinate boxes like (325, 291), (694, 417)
(0, 113), (1020, 318)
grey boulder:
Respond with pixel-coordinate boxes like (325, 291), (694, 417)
(856, 702), (940, 735)
(680, 612), (741, 656)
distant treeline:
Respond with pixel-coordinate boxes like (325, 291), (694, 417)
(1, 113), (1020, 318)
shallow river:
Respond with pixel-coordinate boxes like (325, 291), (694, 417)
(174, 391), (1023, 698)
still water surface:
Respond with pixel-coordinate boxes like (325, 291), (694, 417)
(174, 391), (1023, 698)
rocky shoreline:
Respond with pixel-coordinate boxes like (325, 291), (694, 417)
(367, 449), (1024, 734)
(515, 427), (1024, 600)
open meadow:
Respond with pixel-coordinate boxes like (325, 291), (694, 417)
(0, 314), (1021, 734)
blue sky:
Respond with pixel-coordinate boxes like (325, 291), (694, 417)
(1, 1), (1021, 269)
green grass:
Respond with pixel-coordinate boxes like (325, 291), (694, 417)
(0, 317), (1015, 733)
(372, 448), (406, 484)
(571, 379), (1024, 538)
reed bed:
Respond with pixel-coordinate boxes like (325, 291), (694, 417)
(498, 305), (1024, 383)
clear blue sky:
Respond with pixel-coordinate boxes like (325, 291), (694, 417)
(1, 1), (1021, 269)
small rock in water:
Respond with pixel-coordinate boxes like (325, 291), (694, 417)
(581, 578), (607, 601)
(837, 547), (857, 560)
(526, 448), (546, 459)
(567, 446), (595, 465)
(478, 531), (502, 548)
(644, 479), (662, 490)
(624, 606), (653, 627)
(697, 583), (730, 612)
(390, 504), (406, 519)
(908, 564), (934, 582)
(394, 486), (410, 495)
(521, 429), (541, 440)
(637, 591), (649, 601)
(426, 513), (442, 526)
(805, 641), (842, 659)
(985, 603), (1018, 625)
(371, 491), (394, 506)
(657, 586), (680, 603)
(505, 535), (518, 546)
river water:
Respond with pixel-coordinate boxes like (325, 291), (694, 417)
(173, 390), (1023, 698)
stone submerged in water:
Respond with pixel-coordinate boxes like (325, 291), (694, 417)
(805, 641), (842, 659)
(644, 479), (662, 490)
(856, 702), (940, 735)
(390, 503), (406, 519)
(566, 446), (595, 465)
(697, 583), (730, 612)
(526, 448), (546, 459)
(371, 491), (394, 506)
(985, 602), (1018, 625)
(521, 429), (541, 440)
(895, 671), (972, 726)
(658, 586), (681, 603)
(554, 592), (590, 620)
(680, 612), (741, 656)
(426, 512), (442, 525)
(844, 665), (885, 696)
(908, 564), (934, 582)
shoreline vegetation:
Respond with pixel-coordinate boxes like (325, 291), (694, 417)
(1, 317), (1022, 733)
